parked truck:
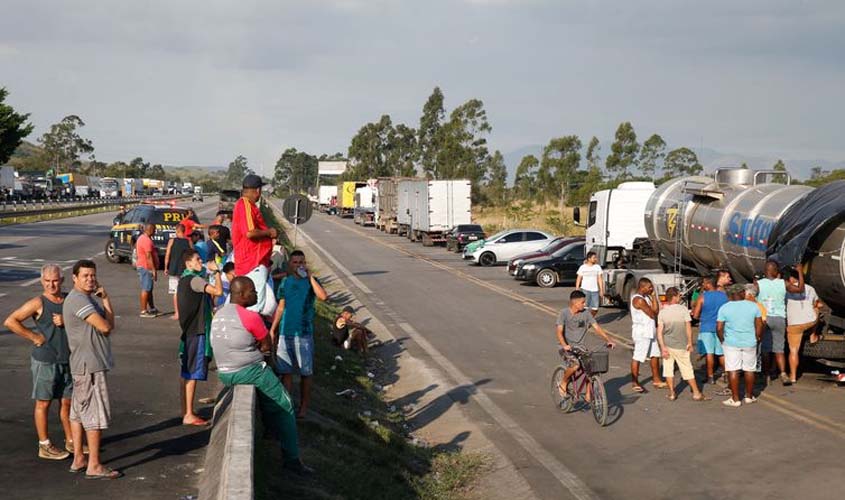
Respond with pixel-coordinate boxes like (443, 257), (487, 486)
(1, 166), (15, 199)
(376, 177), (418, 233)
(577, 167), (845, 361)
(318, 185), (338, 213)
(406, 179), (472, 246)
(353, 185), (376, 226)
(339, 181), (365, 218)
(396, 179), (415, 237)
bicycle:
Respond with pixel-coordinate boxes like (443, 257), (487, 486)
(550, 346), (610, 427)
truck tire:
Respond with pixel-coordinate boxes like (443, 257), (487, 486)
(536, 269), (558, 288)
(105, 240), (122, 264)
(801, 338), (845, 360)
(422, 233), (434, 247)
(479, 252), (496, 267)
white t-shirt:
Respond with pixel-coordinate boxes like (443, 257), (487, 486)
(786, 284), (819, 326)
(576, 264), (603, 292)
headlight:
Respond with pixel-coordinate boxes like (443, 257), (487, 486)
(513, 259), (522, 266)
(523, 264), (536, 270)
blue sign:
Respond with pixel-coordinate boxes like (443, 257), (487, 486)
(726, 212), (775, 251)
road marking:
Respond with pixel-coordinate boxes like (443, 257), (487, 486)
(317, 213), (635, 347)
(19, 251), (106, 287)
(304, 210), (845, 442)
(289, 213), (599, 500)
(1, 256), (16, 260)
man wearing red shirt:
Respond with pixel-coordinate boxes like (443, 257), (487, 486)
(232, 174), (278, 314)
(135, 223), (159, 317)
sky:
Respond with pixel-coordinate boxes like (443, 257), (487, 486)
(1, 0), (843, 177)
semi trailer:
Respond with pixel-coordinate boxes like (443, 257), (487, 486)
(406, 179), (473, 246)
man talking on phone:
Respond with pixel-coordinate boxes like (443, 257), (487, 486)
(269, 250), (328, 419)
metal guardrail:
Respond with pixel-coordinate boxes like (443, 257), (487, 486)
(0, 195), (194, 220)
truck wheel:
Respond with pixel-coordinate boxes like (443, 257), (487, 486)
(801, 338), (845, 360)
(422, 233), (434, 247)
(536, 269), (558, 288)
(105, 240), (122, 264)
(479, 252), (496, 267)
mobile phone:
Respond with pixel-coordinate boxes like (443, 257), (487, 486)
(296, 266), (308, 279)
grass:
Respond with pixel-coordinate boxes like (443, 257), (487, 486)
(0, 204), (122, 226)
(472, 201), (586, 237)
(256, 201), (488, 500)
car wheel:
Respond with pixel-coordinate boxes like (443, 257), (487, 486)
(536, 269), (558, 288)
(105, 240), (121, 264)
(479, 252), (496, 267)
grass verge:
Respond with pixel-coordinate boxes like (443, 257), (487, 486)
(256, 201), (488, 500)
(473, 202), (586, 237)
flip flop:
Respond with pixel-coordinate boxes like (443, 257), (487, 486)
(84, 467), (122, 480)
(69, 463), (87, 474)
(182, 418), (209, 426)
(692, 395), (712, 402)
(653, 382), (669, 389)
(666, 394), (677, 401)
(632, 385), (648, 394)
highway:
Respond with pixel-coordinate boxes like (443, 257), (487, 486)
(288, 207), (845, 500)
(0, 199), (221, 499)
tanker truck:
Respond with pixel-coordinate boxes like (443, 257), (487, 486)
(577, 167), (845, 360)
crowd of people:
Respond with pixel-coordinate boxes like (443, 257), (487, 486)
(558, 251), (827, 407)
(3, 173), (375, 479)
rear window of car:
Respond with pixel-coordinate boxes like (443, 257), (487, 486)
(457, 225), (483, 232)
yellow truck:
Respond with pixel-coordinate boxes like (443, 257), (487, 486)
(339, 181), (365, 218)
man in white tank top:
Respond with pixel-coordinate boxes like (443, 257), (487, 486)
(630, 278), (667, 393)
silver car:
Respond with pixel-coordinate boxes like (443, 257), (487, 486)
(468, 229), (554, 267)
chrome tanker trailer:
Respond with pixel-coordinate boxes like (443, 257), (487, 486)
(637, 167), (845, 359)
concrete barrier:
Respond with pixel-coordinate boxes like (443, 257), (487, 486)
(199, 385), (257, 500)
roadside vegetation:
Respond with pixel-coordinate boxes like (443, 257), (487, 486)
(256, 203), (488, 500)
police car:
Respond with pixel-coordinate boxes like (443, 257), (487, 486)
(105, 202), (200, 266)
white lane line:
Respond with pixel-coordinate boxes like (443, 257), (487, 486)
(1, 256), (16, 260)
(19, 251), (107, 287)
(295, 219), (598, 500)
(0, 293), (7, 299)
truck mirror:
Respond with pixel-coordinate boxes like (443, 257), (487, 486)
(573, 207), (581, 224)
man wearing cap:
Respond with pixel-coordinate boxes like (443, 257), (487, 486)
(331, 306), (371, 354)
(232, 174), (278, 314)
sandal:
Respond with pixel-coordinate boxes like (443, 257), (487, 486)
(632, 385), (648, 394)
(69, 463), (87, 474)
(653, 382), (668, 389)
(182, 417), (209, 426)
(666, 393), (677, 401)
(85, 467), (122, 480)
(692, 394), (711, 402)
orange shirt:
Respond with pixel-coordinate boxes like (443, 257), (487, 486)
(232, 197), (272, 275)
(136, 234), (158, 270)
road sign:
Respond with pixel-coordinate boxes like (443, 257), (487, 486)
(282, 194), (312, 225)
(282, 194), (313, 247)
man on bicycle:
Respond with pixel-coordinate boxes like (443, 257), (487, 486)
(556, 290), (616, 400)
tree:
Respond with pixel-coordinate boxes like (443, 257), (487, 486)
(484, 150), (508, 205)
(347, 115), (395, 179)
(418, 87), (446, 179)
(514, 154), (539, 200)
(540, 135), (582, 209)
(38, 115), (94, 173)
(638, 134), (666, 179)
(585, 136), (601, 173)
(224, 155), (251, 187)
(435, 98), (492, 188)
(663, 147), (702, 177)
(772, 159), (786, 171)
(810, 166), (829, 180)
(0, 88), (34, 165)
(274, 148), (318, 194)
(386, 123), (418, 177)
(605, 122), (639, 180)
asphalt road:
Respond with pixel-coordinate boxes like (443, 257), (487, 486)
(287, 206), (845, 500)
(0, 198), (221, 500)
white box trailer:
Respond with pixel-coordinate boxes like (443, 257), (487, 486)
(396, 179), (415, 236)
(353, 185), (376, 226)
(318, 185), (338, 210)
(409, 179), (472, 246)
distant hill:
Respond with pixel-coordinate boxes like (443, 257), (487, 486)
(501, 143), (844, 183)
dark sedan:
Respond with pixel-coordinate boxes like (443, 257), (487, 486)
(446, 224), (486, 252)
(507, 236), (583, 275)
(514, 241), (586, 288)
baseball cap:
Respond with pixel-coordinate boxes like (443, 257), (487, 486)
(341, 306), (355, 315)
(242, 174), (266, 189)
(727, 284), (746, 295)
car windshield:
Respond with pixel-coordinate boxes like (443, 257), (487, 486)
(458, 224), (483, 232)
(539, 237), (566, 253)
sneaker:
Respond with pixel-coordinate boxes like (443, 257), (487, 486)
(780, 373), (791, 385)
(722, 398), (742, 408)
(140, 310), (156, 318)
(148, 307), (160, 315)
(39, 442), (70, 460)
(65, 441), (90, 454)
(743, 396), (758, 404)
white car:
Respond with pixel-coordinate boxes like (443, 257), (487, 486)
(468, 229), (554, 267)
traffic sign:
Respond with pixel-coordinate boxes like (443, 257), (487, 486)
(282, 194), (312, 225)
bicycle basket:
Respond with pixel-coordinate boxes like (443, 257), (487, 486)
(583, 351), (609, 374)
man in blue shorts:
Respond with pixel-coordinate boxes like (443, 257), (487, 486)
(692, 272), (731, 389)
(575, 251), (604, 318)
(177, 250), (223, 425)
(269, 250), (328, 419)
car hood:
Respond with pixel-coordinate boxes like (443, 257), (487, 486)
(464, 240), (485, 252)
(522, 255), (566, 266)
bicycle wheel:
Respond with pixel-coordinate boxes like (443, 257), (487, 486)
(589, 374), (609, 426)
(550, 367), (576, 413)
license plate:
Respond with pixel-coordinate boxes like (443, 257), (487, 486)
(468, 235), (478, 240)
